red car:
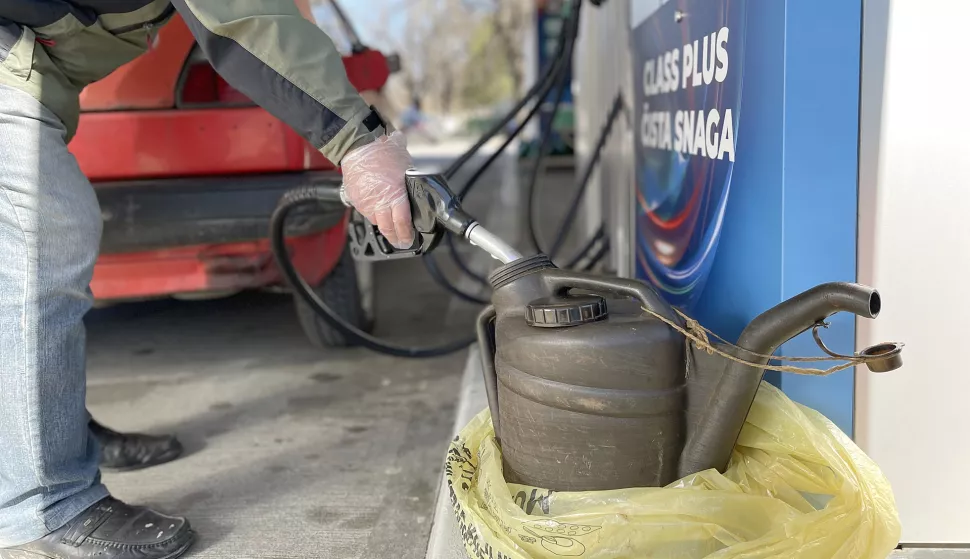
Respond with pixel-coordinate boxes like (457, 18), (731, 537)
(69, 1), (393, 347)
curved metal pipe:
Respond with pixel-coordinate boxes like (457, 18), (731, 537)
(678, 282), (881, 478)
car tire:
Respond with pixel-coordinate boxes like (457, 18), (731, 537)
(295, 247), (373, 349)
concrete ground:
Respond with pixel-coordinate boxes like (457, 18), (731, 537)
(87, 258), (467, 559)
(85, 144), (581, 559)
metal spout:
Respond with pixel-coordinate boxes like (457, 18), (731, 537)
(679, 282), (883, 478)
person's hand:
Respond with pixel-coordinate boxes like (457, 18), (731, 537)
(340, 131), (415, 249)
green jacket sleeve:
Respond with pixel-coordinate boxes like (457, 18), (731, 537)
(170, 0), (382, 165)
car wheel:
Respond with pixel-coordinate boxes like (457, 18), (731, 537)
(295, 247), (373, 348)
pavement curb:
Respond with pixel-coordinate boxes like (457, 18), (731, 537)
(425, 347), (488, 559)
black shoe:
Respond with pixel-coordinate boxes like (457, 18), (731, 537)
(90, 419), (184, 471)
(0, 497), (194, 559)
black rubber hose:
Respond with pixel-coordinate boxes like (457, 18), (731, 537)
(442, 74), (567, 290)
(423, 251), (489, 304)
(434, 83), (609, 293)
(435, 3), (583, 290)
(423, 0), (583, 296)
(443, 0), (583, 181)
(271, 187), (475, 358)
(526, 60), (573, 253)
(548, 93), (624, 260)
(443, 82), (541, 181)
(420, 235), (489, 303)
(270, 0), (611, 358)
(432, 67), (578, 292)
(457, 92), (549, 202)
(457, 1), (582, 201)
(525, 1), (587, 254)
(580, 237), (610, 271)
(563, 223), (605, 268)
(446, 233), (489, 288)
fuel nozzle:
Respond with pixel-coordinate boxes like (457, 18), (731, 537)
(348, 169), (522, 264)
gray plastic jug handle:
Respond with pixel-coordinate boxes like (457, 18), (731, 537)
(475, 305), (501, 441)
(542, 270), (684, 327)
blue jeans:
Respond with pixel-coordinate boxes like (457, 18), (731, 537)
(0, 85), (109, 546)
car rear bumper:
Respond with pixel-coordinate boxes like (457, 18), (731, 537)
(95, 171), (346, 254)
(90, 171), (348, 301)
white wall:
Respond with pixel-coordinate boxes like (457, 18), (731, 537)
(856, 0), (970, 545)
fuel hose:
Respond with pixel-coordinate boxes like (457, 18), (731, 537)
(270, 187), (475, 358)
(442, 0), (583, 181)
(271, 0), (618, 358)
(423, 0), (592, 298)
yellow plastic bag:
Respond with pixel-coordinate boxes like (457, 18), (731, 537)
(445, 382), (900, 559)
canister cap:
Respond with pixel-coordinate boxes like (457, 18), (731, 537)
(526, 295), (608, 328)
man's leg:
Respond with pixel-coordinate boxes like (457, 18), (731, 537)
(0, 85), (193, 558)
(0, 83), (107, 547)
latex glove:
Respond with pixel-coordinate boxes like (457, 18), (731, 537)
(340, 131), (415, 249)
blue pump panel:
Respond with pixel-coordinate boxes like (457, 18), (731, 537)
(629, 0), (862, 435)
